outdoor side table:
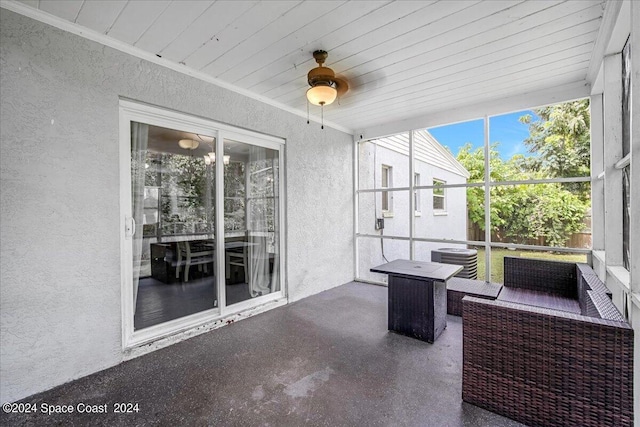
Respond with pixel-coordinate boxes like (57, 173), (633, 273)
(371, 259), (462, 343)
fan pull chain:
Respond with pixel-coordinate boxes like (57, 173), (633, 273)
(307, 100), (310, 125)
(321, 104), (324, 130)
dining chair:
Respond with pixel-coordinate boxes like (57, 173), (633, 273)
(176, 241), (214, 282)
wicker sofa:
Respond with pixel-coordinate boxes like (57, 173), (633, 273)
(462, 257), (634, 427)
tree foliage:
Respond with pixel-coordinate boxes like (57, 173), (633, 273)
(456, 100), (591, 247)
(520, 99), (590, 178)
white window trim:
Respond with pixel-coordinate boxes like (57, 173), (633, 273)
(432, 178), (447, 214)
(119, 99), (286, 350)
(414, 172), (421, 215)
(381, 164), (393, 214)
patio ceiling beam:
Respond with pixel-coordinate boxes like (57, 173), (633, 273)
(585, 0), (624, 86)
(355, 80), (590, 141)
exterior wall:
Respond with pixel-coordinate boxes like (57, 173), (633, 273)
(0, 11), (353, 403)
(357, 142), (467, 283)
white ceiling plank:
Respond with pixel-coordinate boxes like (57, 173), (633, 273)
(327, 53), (591, 122)
(106, 1), (171, 45)
(354, 72), (588, 132)
(333, 1), (601, 95)
(75, 0), (127, 34)
(260, 0), (481, 99)
(39, 0), (83, 22)
(270, 0), (536, 103)
(303, 30), (597, 110)
(311, 26), (599, 110)
(330, 0), (531, 72)
(240, 0), (432, 92)
(279, 4), (597, 108)
(263, 0), (524, 100)
(333, 61), (590, 127)
(161, 1), (258, 63)
(358, 71), (589, 130)
(222, 1), (389, 84)
(202, 1), (347, 78)
(271, 0), (599, 104)
(184, 1), (300, 71)
(282, 40), (594, 112)
(342, 12), (601, 96)
(357, 80), (590, 139)
(330, 60), (590, 129)
(134, 1), (214, 54)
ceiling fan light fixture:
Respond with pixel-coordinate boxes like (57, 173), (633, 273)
(178, 139), (199, 150)
(307, 84), (337, 106)
(305, 50), (348, 129)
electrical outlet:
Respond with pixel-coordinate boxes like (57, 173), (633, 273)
(375, 218), (384, 230)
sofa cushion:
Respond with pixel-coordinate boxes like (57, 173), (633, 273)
(497, 287), (581, 314)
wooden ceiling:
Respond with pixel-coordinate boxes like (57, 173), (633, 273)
(13, 0), (607, 134)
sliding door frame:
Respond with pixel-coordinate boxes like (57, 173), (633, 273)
(119, 99), (286, 349)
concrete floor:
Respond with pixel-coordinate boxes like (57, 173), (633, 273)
(1, 282), (523, 427)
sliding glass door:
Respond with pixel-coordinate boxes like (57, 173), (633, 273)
(223, 139), (280, 307)
(131, 122), (218, 330)
(121, 101), (285, 346)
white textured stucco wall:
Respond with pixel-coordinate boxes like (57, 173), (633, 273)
(0, 11), (353, 403)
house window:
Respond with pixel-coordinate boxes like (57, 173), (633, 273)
(433, 179), (446, 212)
(414, 173), (421, 215)
(382, 165), (392, 213)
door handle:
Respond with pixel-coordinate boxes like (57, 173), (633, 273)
(125, 216), (136, 239)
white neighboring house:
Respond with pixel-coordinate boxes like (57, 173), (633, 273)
(358, 130), (470, 282)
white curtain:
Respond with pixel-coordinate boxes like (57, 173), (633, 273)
(131, 122), (148, 309)
(248, 146), (279, 297)
(269, 155), (280, 292)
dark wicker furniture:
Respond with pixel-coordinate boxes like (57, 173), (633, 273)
(370, 259), (462, 343)
(446, 277), (502, 316)
(462, 257), (633, 427)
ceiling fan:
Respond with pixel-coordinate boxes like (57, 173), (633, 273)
(306, 50), (349, 128)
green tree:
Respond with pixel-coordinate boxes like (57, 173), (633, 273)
(456, 143), (527, 233)
(497, 184), (587, 247)
(520, 99), (591, 198)
(456, 98), (591, 248)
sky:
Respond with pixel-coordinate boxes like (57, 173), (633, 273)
(428, 110), (540, 160)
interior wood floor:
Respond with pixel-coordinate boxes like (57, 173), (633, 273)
(134, 276), (251, 330)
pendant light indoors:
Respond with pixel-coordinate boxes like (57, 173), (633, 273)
(204, 152), (230, 165)
(178, 139), (199, 150)
(306, 50), (348, 129)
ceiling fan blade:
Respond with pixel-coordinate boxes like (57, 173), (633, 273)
(335, 76), (349, 97)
